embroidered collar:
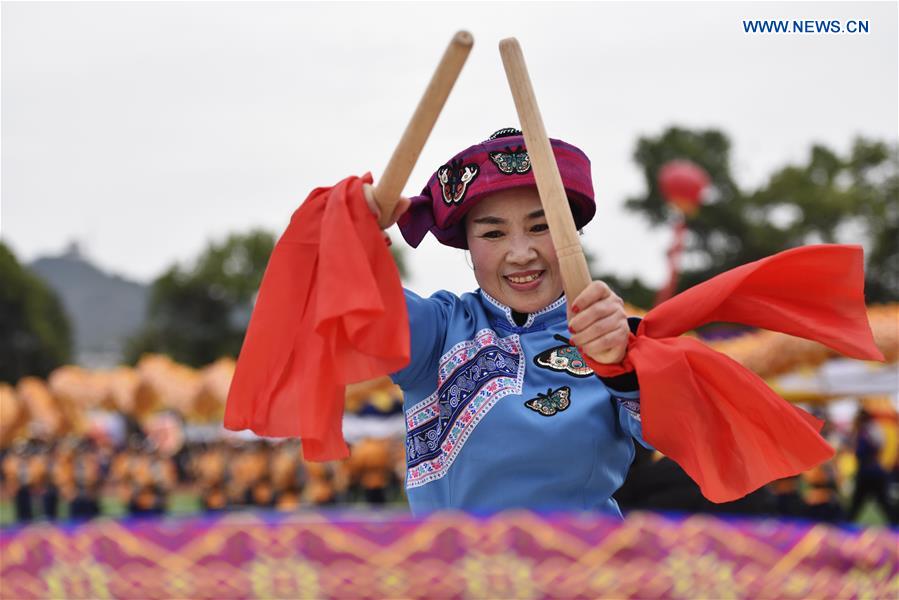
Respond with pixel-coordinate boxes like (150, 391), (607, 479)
(478, 289), (567, 332)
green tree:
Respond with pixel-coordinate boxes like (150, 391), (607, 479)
(127, 229), (411, 366)
(626, 127), (898, 302)
(126, 231), (276, 366)
(0, 242), (73, 382)
(749, 139), (898, 301)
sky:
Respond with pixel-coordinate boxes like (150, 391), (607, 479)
(2, 1), (897, 297)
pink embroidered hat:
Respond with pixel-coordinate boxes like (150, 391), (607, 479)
(397, 128), (596, 249)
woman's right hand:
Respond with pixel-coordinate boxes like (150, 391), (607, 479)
(363, 183), (411, 230)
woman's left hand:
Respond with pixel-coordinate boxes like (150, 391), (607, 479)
(567, 281), (629, 365)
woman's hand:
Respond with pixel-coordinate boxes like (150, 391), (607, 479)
(567, 281), (629, 364)
(363, 184), (411, 230)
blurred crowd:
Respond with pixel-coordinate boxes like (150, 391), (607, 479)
(1, 428), (406, 524)
(616, 405), (899, 526)
(2, 403), (897, 527)
(0, 356), (410, 524)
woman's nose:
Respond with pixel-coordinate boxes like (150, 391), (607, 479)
(506, 234), (538, 264)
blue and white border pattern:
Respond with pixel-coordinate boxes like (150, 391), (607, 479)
(405, 329), (525, 489)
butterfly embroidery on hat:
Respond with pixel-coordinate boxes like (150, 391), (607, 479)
(533, 334), (594, 377)
(437, 159), (480, 205)
(490, 146), (531, 175)
(524, 386), (571, 417)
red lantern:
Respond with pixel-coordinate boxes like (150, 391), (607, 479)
(658, 160), (710, 216)
(654, 160), (711, 306)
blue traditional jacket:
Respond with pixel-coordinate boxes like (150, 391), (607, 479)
(391, 288), (649, 517)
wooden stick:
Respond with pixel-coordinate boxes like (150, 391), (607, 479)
(373, 31), (473, 228)
(499, 38), (592, 302)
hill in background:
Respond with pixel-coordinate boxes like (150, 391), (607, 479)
(29, 243), (148, 368)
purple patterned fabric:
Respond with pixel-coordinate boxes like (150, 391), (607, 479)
(1, 511), (896, 599)
(398, 130), (595, 249)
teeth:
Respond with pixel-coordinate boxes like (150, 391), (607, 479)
(508, 273), (540, 284)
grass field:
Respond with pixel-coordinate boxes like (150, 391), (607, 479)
(0, 494), (891, 528)
(0, 491), (201, 527)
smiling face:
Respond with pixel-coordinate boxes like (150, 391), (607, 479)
(465, 187), (563, 313)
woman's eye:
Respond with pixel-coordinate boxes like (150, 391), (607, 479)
(481, 230), (504, 239)
(531, 223), (549, 233)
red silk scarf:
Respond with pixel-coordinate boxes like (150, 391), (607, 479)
(224, 175), (409, 461)
(587, 244), (884, 503)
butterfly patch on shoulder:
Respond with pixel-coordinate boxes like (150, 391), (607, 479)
(489, 146), (531, 175)
(525, 386), (571, 417)
(533, 335), (594, 377)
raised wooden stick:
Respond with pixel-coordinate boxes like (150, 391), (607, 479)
(499, 38), (592, 301)
(373, 31), (474, 228)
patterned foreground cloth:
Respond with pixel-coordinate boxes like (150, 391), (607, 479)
(1, 511), (896, 599)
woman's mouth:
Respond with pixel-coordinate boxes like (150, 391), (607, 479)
(504, 270), (545, 291)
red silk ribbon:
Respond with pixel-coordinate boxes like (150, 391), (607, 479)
(224, 174), (410, 461)
(587, 244), (884, 503)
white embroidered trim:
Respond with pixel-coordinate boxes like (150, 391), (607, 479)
(479, 290), (515, 326)
(478, 289), (567, 328)
(523, 294), (567, 328)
